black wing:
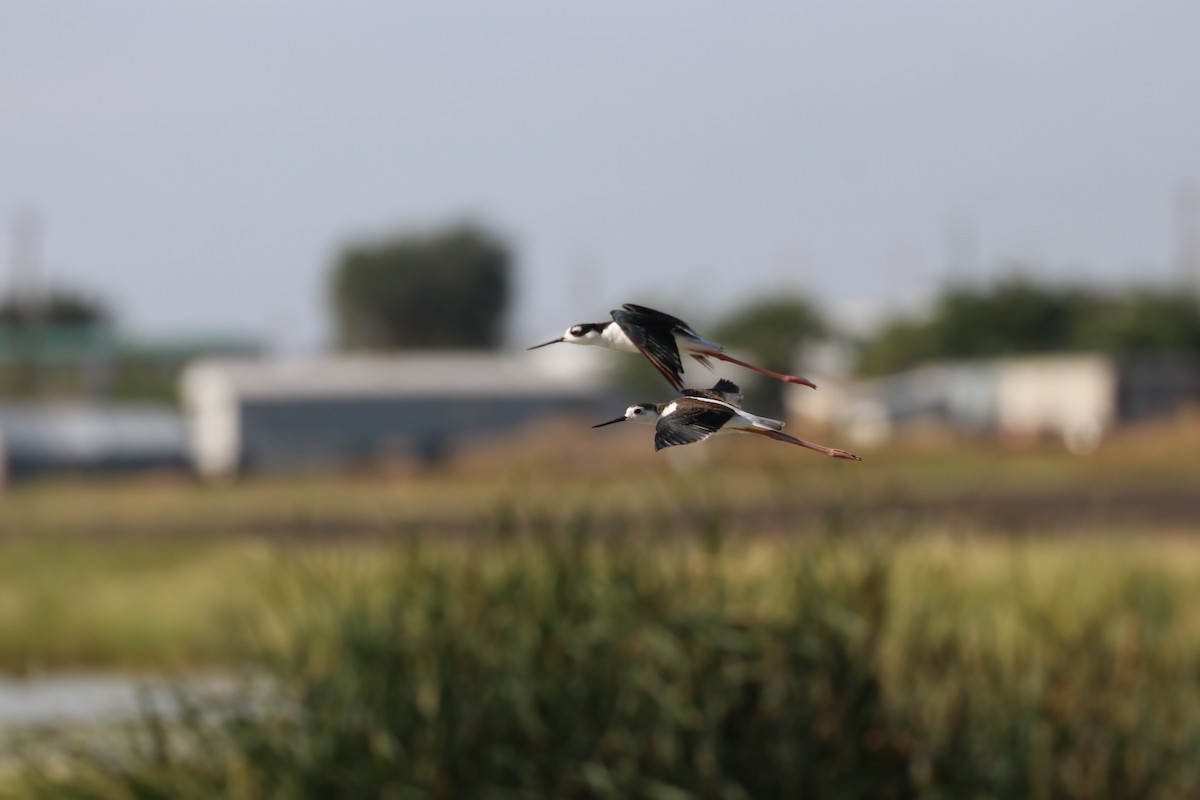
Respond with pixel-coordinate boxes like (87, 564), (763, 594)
(653, 401), (733, 451)
(611, 306), (687, 391)
(620, 303), (697, 333)
(622, 302), (721, 351)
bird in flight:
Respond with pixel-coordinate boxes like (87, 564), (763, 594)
(529, 303), (818, 392)
(592, 387), (861, 461)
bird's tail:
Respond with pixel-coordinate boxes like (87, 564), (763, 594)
(743, 411), (785, 432)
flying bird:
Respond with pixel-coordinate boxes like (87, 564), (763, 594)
(592, 391), (861, 461)
(529, 303), (818, 392)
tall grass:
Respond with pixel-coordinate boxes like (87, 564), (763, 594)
(15, 518), (1200, 799)
(0, 539), (274, 673)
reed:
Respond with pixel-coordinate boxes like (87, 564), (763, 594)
(15, 519), (1200, 799)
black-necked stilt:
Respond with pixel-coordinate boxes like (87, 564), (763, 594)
(592, 393), (861, 460)
(528, 303), (818, 392)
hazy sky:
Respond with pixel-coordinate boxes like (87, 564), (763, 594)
(4, 1), (1200, 350)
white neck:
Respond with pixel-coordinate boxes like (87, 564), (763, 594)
(600, 322), (639, 353)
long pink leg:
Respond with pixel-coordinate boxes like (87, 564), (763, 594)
(751, 429), (861, 461)
(702, 350), (818, 389)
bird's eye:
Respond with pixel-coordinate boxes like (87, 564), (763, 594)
(570, 326), (584, 336)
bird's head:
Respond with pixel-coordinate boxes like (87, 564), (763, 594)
(592, 403), (660, 428)
(528, 322), (608, 349)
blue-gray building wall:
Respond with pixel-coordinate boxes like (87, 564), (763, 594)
(236, 392), (620, 472)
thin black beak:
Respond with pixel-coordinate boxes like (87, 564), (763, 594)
(592, 416), (627, 428)
(527, 337), (564, 350)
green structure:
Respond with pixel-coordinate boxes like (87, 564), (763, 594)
(0, 323), (259, 403)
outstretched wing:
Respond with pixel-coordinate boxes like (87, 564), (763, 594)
(653, 400), (733, 451)
(620, 303), (722, 351)
(611, 306), (686, 391)
(624, 302), (724, 347)
(620, 303), (694, 331)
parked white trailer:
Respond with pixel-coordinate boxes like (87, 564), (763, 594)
(0, 404), (188, 485)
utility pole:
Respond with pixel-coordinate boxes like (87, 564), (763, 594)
(943, 211), (979, 289)
(6, 208), (44, 396)
(1174, 178), (1200, 296)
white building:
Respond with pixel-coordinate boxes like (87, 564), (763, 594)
(180, 351), (620, 479)
(790, 352), (1200, 452)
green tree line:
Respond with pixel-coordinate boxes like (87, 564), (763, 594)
(328, 226), (1200, 385)
(857, 277), (1200, 375)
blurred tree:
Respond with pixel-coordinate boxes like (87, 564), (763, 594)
(857, 275), (1200, 375)
(1071, 288), (1200, 352)
(0, 287), (112, 398)
(710, 296), (827, 415)
(711, 296), (827, 370)
(0, 288), (111, 327)
(331, 224), (511, 349)
(855, 317), (938, 377)
(927, 278), (1089, 359)
(858, 277), (1085, 375)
